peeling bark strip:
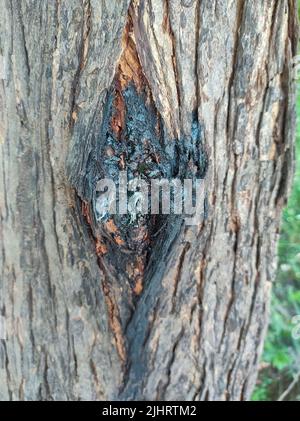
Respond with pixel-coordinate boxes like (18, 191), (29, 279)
(0, 0), (298, 401)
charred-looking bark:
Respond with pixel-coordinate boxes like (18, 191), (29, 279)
(0, 0), (298, 401)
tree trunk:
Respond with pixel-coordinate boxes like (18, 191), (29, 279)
(0, 0), (298, 401)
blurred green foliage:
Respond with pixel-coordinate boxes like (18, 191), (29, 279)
(252, 81), (300, 402)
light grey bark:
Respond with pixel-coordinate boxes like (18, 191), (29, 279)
(0, 0), (298, 401)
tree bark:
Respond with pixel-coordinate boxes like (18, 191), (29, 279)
(0, 0), (298, 401)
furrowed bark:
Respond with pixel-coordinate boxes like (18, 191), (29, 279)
(0, 0), (298, 401)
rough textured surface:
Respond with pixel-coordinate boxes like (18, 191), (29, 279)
(0, 0), (298, 401)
